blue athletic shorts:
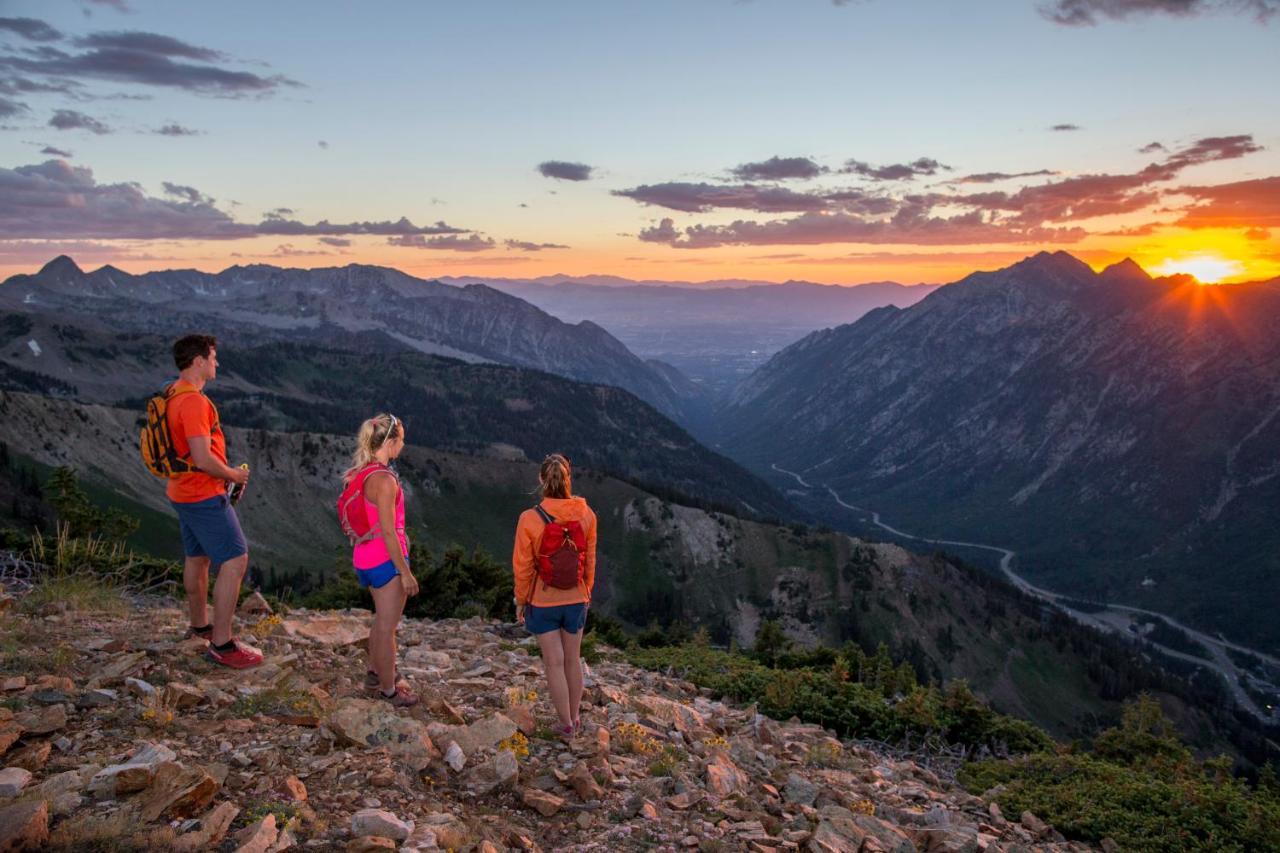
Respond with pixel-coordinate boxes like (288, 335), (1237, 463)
(525, 602), (588, 635)
(171, 494), (247, 569)
(356, 560), (402, 590)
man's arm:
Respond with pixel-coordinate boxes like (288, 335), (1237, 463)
(187, 436), (248, 484)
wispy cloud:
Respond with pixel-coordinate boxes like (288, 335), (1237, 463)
(537, 160), (593, 181)
(39, 145), (72, 157)
(843, 157), (950, 180)
(1176, 176), (1280, 228)
(1050, 123), (1081, 131)
(614, 182), (833, 213)
(0, 96), (28, 118)
(49, 108), (111, 134)
(388, 234), (496, 251)
(154, 123), (200, 136)
(0, 159), (474, 241)
(730, 156), (826, 181)
(1041, 0), (1279, 25)
(504, 239), (570, 251)
(0, 17), (64, 42)
(948, 169), (1057, 184)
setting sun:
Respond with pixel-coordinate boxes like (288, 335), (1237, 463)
(1149, 254), (1244, 284)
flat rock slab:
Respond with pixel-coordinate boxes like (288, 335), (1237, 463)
(283, 616), (370, 647)
(327, 699), (436, 771)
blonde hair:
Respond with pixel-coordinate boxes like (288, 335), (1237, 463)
(538, 453), (572, 499)
(342, 413), (403, 483)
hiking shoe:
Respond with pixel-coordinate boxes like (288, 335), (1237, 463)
(379, 684), (419, 707)
(364, 669), (406, 692)
(206, 639), (264, 669)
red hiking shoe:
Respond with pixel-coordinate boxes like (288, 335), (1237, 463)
(206, 639), (264, 669)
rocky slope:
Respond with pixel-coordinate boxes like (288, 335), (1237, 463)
(717, 252), (1280, 654)
(0, 596), (1093, 852)
(0, 257), (705, 425)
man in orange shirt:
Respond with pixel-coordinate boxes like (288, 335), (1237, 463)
(165, 334), (262, 669)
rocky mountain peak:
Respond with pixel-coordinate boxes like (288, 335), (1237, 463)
(1099, 257), (1151, 284)
(0, 599), (1078, 851)
(35, 256), (83, 280)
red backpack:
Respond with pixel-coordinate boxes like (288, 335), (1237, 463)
(533, 504), (587, 590)
(336, 463), (397, 546)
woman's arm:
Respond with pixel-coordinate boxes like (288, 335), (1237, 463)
(512, 513), (538, 618)
(367, 471), (418, 596)
(584, 508), (598, 602)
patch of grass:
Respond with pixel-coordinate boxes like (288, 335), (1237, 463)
(240, 800), (302, 829)
(45, 812), (177, 852)
(648, 744), (686, 777)
(21, 570), (127, 616)
(231, 684), (324, 719)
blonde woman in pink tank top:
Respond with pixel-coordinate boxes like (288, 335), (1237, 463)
(342, 413), (420, 707)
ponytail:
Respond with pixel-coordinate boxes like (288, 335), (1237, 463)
(342, 413), (402, 483)
(538, 453), (572, 499)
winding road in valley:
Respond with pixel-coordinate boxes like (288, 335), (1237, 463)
(771, 463), (1280, 724)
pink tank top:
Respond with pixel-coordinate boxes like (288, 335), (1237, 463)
(352, 471), (408, 570)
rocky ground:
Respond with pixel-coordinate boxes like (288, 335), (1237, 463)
(0, 593), (1100, 852)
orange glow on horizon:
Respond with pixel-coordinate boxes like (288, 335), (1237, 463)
(1149, 254), (1243, 284)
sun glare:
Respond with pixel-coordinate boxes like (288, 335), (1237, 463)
(1149, 254), (1243, 284)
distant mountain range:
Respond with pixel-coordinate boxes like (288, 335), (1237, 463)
(718, 251), (1280, 653)
(449, 275), (937, 398)
(0, 256), (705, 426)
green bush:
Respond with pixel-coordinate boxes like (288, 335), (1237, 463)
(959, 696), (1280, 852)
(625, 643), (1053, 754)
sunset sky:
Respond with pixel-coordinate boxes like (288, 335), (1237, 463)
(2, 0), (1278, 285)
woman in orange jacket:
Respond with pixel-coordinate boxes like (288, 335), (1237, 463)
(512, 454), (597, 737)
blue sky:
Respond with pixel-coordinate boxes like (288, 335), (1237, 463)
(2, 0), (1278, 283)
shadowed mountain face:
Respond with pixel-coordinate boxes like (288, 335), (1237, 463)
(457, 276), (937, 399)
(718, 252), (1280, 653)
(0, 257), (707, 426)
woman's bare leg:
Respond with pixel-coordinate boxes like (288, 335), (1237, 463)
(369, 577), (407, 692)
(535, 630), (572, 728)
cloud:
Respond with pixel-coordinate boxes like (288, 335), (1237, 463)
(39, 145), (71, 156)
(613, 182), (833, 213)
(0, 17), (64, 42)
(155, 123), (199, 136)
(1050, 123), (1081, 131)
(84, 0), (132, 11)
(318, 237), (350, 247)
(0, 33), (300, 97)
(0, 96), (28, 118)
(1176, 176), (1280, 228)
(318, 140), (328, 149)
(1041, 0), (1279, 25)
(1138, 141), (1166, 154)
(49, 108), (111, 134)
(537, 160), (593, 181)
(948, 169), (1057, 184)
(74, 31), (223, 61)
(504, 239), (569, 251)
(270, 243), (332, 257)
(730, 156), (826, 181)
(162, 181), (212, 204)
(0, 159), (474, 241)
(843, 157), (950, 180)
(638, 211), (1086, 249)
(388, 234), (496, 251)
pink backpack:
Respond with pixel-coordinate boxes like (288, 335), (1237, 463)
(336, 463), (397, 546)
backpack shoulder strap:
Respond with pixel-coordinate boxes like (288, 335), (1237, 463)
(533, 504), (555, 525)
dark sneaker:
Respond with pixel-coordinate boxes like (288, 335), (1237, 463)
(364, 669), (404, 692)
(380, 684), (419, 707)
(206, 639), (264, 669)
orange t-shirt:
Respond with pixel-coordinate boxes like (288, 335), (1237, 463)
(512, 496), (597, 607)
(164, 380), (228, 504)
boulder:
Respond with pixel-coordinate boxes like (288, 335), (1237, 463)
(233, 814), (278, 853)
(784, 772), (818, 807)
(351, 808), (412, 841)
(327, 699), (437, 771)
(283, 616), (369, 647)
(431, 713), (517, 758)
(0, 798), (48, 851)
(521, 788), (564, 816)
(0, 768), (32, 799)
(239, 591), (274, 616)
(136, 762), (219, 821)
(13, 704), (66, 735)
(172, 801), (240, 853)
(88, 742), (177, 799)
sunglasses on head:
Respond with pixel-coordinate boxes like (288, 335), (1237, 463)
(381, 413), (399, 443)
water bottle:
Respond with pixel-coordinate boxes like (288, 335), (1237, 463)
(228, 463), (250, 504)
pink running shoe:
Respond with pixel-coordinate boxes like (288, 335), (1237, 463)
(206, 639), (264, 669)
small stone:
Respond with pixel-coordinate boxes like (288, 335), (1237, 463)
(50, 792), (82, 818)
(279, 775), (308, 802)
(136, 762), (219, 821)
(0, 767), (32, 799)
(568, 762), (603, 801)
(125, 677), (157, 698)
(240, 591), (274, 616)
(784, 772), (818, 807)
(88, 742), (177, 798)
(444, 741), (465, 773)
(667, 790), (704, 810)
(521, 788), (564, 816)
(0, 677), (24, 692)
(233, 813), (279, 853)
(595, 726), (611, 754)
(347, 838), (396, 852)
(351, 808), (412, 841)
(76, 688), (119, 709)
(493, 749), (519, 787)
(163, 682), (205, 709)
(641, 801), (659, 820)
(14, 703), (66, 735)
(172, 801), (240, 853)
(1021, 810), (1049, 838)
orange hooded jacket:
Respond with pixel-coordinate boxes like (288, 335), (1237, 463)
(512, 496), (597, 607)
